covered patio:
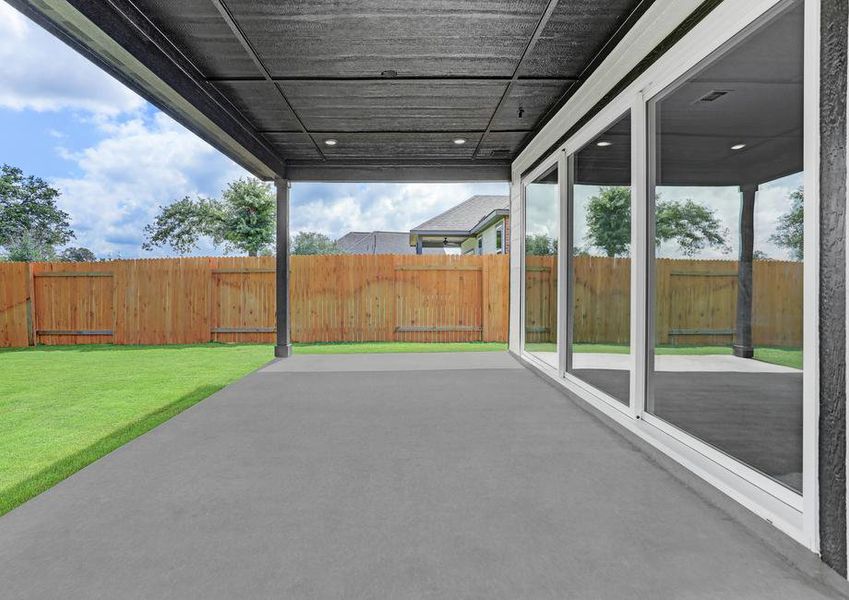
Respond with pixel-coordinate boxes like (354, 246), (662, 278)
(7, 0), (849, 586)
(0, 352), (844, 598)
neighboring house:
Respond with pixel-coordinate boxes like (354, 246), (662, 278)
(409, 195), (509, 255)
(336, 231), (446, 255)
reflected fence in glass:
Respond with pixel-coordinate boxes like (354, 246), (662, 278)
(647, 2), (804, 492)
(523, 164), (559, 367)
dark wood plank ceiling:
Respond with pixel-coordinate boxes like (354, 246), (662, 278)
(134, 0), (646, 175)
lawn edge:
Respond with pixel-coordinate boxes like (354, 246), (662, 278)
(0, 383), (222, 517)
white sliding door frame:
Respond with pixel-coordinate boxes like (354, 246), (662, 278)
(515, 0), (818, 550)
(520, 155), (561, 363)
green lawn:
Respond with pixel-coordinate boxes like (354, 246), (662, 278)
(524, 343), (802, 369)
(0, 341), (505, 516)
(295, 341), (507, 354)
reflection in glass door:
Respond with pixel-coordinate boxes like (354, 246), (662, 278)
(523, 164), (559, 368)
(647, 2), (804, 492)
(566, 112), (632, 406)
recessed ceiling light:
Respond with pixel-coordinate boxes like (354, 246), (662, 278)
(730, 143), (746, 150)
(453, 138), (467, 145)
(596, 141), (612, 147)
(324, 139), (338, 146)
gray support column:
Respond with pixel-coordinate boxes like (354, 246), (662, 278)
(415, 237), (423, 254)
(733, 184), (757, 359)
(274, 178), (292, 358)
(819, 0), (847, 575)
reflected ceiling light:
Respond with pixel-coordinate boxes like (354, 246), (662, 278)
(453, 138), (467, 145)
(324, 139), (338, 146)
(730, 143), (746, 150)
(596, 141), (612, 147)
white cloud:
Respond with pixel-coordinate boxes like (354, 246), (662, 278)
(0, 1), (144, 115)
(53, 111), (248, 257)
(291, 182), (509, 240)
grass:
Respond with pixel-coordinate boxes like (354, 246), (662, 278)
(0, 341), (505, 516)
(0, 344), (274, 516)
(294, 341), (507, 354)
(524, 343), (802, 369)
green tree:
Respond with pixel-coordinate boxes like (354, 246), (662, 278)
(214, 179), (276, 256)
(655, 198), (728, 256)
(0, 165), (74, 258)
(142, 196), (219, 255)
(584, 186), (728, 257)
(525, 233), (557, 256)
(585, 186), (630, 257)
(291, 231), (341, 255)
(769, 187), (803, 260)
(143, 178), (275, 256)
(4, 230), (57, 262)
(59, 246), (97, 262)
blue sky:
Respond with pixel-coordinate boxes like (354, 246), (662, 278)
(0, 1), (507, 258)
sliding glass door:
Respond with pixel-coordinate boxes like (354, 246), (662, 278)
(523, 164), (559, 367)
(565, 113), (632, 406)
(646, 1), (804, 493)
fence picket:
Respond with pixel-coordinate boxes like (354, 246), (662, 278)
(0, 255), (801, 348)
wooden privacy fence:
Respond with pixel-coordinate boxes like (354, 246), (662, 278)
(524, 256), (803, 348)
(0, 255), (508, 347)
(0, 255), (802, 348)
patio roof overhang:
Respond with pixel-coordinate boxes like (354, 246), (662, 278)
(8, 0), (652, 182)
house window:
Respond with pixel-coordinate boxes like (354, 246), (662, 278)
(495, 222), (504, 254)
(476, 235), (483, 255)
(646, 1), (803, 493)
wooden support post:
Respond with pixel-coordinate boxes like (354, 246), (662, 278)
(274, 178), (292, 358)
(733, 183), (757, 358)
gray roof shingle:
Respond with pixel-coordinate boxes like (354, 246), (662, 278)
(336, 231), (443, 254)
(411, 195), (509, 233)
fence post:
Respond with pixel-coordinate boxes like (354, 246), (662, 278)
(25, 263), (36, 347)
(481, 256), (489, 341)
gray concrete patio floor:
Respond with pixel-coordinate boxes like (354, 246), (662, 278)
(0, 352), (846, 599)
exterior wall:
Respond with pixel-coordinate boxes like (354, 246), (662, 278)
(458, 217), (509, 255)
(479, 218), (507, 255)
(817, 0), (847, 572)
